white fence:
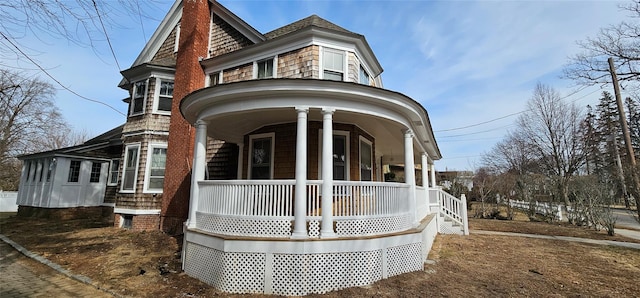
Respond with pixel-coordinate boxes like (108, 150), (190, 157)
(0, 191), (18, 212)
(499, 198), (563, 221)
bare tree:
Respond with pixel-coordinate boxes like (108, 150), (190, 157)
(517, 83), (586, 206)
(563, 1), (640, 88)
(0, 0), (162, 48)
(0, 68), (76, 190)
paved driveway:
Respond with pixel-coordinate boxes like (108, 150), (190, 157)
(0, 241), (112, 298)
(612, 208), (640, 230)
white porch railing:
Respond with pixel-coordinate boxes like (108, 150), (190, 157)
(195, 180), (470, 238)
(430, 188), (469, 235)
(195, 180), (413, 238)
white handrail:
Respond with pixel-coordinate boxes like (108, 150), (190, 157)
(431, 189), (469, 235)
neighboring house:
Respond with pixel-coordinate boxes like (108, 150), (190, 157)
(438, 170), (474, 192)
(16, 125), (122, 218)
(16, 0), (468, 295)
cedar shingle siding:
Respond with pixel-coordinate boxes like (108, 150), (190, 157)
(209, 16), (254, 58)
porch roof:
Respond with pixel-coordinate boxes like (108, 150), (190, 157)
(180, 79), (441, 161)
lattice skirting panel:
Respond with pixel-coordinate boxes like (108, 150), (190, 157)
(439, 219), (463, 235)
(184, 244), (266, 293)
(183, 215), (438, 296)
(335, 214), (412, 237)
(196, 212), (292, 237)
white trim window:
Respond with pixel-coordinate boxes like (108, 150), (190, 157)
(155, 79), (174, 113)
(318, 130), (350, 181)
(333, 134), (348, 180)
(121, 144), (140, 192)
(359, 137), (373, 181)
(108, 159), (120, 186)
(90, 162), (102, 183)
(322, 48), (345, 81)
(255, 57), (276, 79)
(209, 71), (222, 87)
(359, 66), (370, 85)
(144, 144), (167, 192)
(248, 133), (275, 180)
(130, 80), (147, 116)
(68, 160), (81, 183)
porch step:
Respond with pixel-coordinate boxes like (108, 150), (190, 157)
(438, 217), (463, 235)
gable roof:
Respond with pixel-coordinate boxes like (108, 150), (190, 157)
(18, 125), (124, 160)
(264, 15), (356, 39)
(120, 0), (266, 88)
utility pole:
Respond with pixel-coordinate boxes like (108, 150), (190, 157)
(608, 57), (640, 218)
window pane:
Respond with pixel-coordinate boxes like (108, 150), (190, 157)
(323, 50), (343, 71)
(333, 135), (346, 180)
(123, 169), (135, 190)
(360, 140), (372, 181)
(148, 147), (167, 190)
(158, 97), (172, 111)
(123, 147), (138, 191)
(257, 59), (273, 79)
(132, 98), (144, 114)
(46, 159), (54, 182)
(68, 160), (81, 183)
(38, 161), (43, 182)
(109, 160), (120, 184)
(126, 147), (138, 167)
(134, 81), (146, 98)
(160, 81), (173, 96)
(359, 67), (369, 85)
(149, 177), (164, 189)
(324, 70), (343, 81)
(251, 138), (272, 179)
(210, 73), (220, 85)
(90, 162), (102, 183)
(131, 81), (146, 115)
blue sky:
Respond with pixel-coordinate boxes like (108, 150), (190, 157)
(2, 0), (630, 171)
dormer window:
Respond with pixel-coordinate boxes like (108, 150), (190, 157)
(157, 80), (173, 112)
(359, 66), (370, 85)
(322, 48), (344, 81)
(130, 81), (147, 116)
(256, 58), (274, 79)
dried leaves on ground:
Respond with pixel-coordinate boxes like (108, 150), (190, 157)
(1, 214), (639, 297)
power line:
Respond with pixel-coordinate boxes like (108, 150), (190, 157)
(434, 85), (593, 133)
(0, 31), (126, 117)
(92, 0), (121, 70)
(438, 137), (504, 143)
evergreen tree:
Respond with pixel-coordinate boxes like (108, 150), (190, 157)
(594, 91), (628, 204)
(625, 96), (640, 156)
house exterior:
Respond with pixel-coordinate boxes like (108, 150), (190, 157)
(16, 125), (122, 219)
(16, 0), (469, 295)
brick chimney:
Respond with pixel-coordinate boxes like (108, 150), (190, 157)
(161, 0), (211, 234)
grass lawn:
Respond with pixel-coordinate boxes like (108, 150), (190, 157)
(1, 209), (639, 297)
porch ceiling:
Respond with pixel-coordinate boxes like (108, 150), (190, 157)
(206, 108), (408, 162)
(182, 79), (442, 160)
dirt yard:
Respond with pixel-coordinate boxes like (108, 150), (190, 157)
(1, 212), (639, 297)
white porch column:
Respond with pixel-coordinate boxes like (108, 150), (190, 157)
(421, 153), (429, 188)
(292, 107), (309, 239)
(236, 143), (244, 179)
(430, 163), (436, 188)
(187, 120), (208, 229)
(422, 153), (431, 218)
(321, 108), (336, 238)
(404, 129), (417, 225)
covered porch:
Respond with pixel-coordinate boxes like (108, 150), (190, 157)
(179, 79), (467, 295)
